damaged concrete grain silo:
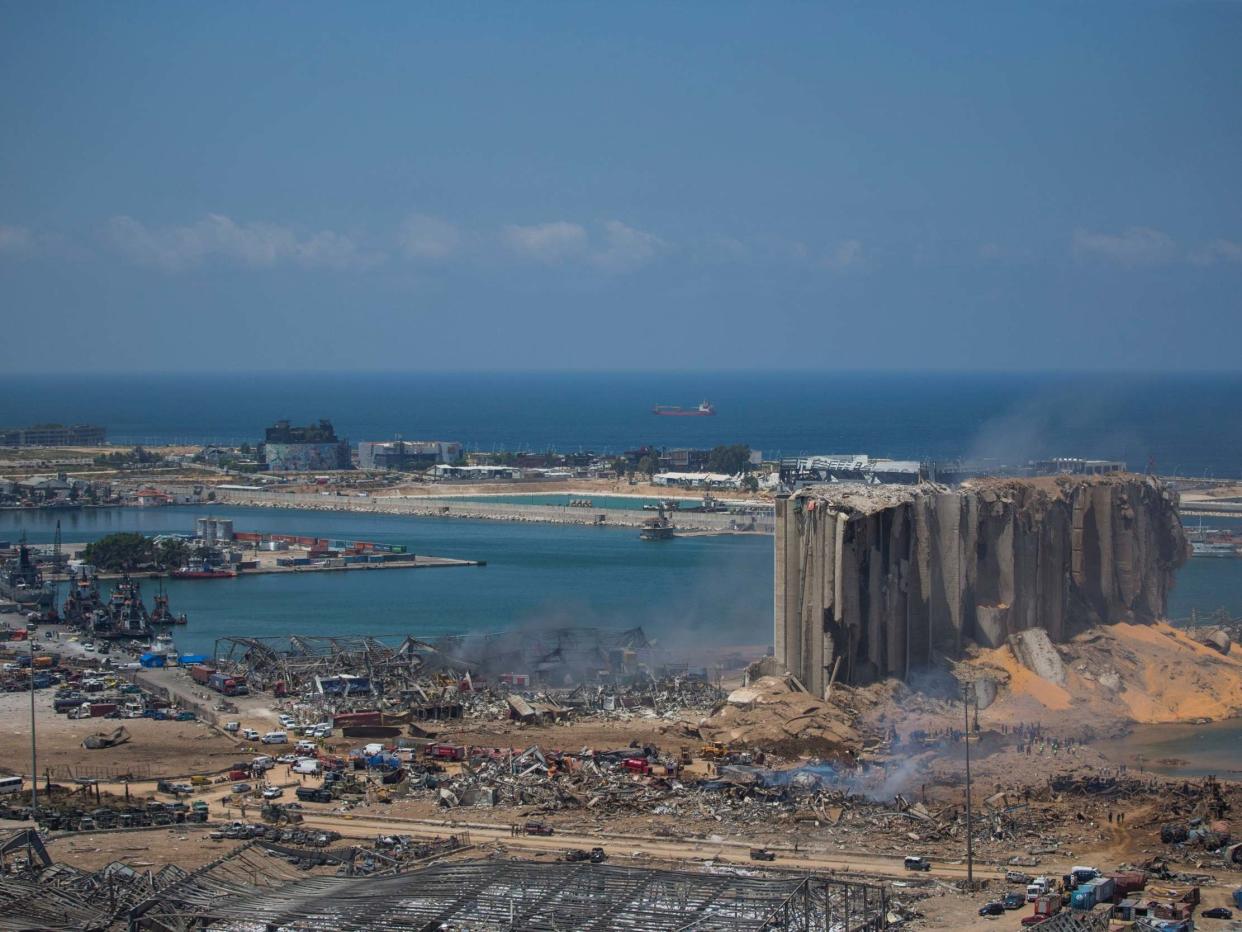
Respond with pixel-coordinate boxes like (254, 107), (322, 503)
(774, 474), (1188, 694)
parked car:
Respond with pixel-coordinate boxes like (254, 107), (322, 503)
(524, 821), (554, 836)
(978, 901), (1005, 916)
(1005, 870), (1032, 885)
(1202, 907), (1233, 920)
(903, 856), (932, 872)
(241, 728), (260, 740)
(230, 783), (253, 794)
(749, 849), (776, 861)
(223, 721), (240, 733)
(1003, 892), (1025, 910)
(262, 786), (283, 799)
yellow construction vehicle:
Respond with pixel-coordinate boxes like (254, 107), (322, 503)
(700, 742), (729, 759)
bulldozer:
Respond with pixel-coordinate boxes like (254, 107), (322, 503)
(700, 742), (729, 760)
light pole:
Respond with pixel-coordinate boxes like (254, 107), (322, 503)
(963, 681), (974, 889)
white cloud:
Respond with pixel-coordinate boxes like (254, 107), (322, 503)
(590, 220), (664, 272)
(0, 224), (35, 255)
(104, 214), (383, 271)
(500, 221), (589, 264)
(1190, 238), (1242, 266)
(821, 239), (862, 270)
(1072, 227), (1176, 266)
(398, 213), (461, 261)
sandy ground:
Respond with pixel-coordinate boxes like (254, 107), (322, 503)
(0, 689), (240, 782)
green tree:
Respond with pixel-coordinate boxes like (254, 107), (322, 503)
(83, 532), (154, 571)
(707, 444), (752, 475)
(637, 455), (656, 478)
(741, 474), (759, 493)
(155, 538), (191, 569)
(239, 441), (252, 455)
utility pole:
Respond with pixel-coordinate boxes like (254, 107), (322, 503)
(963, 681), (974, 889)
(30, 620), (37, 820)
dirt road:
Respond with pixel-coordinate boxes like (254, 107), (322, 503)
(289, 808), (1004, 882)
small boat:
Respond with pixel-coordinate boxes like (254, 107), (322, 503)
(640, 506), (675, 541)
(1191, 541), (1237, 558)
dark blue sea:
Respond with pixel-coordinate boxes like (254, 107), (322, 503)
(0, 371), (1239, 476)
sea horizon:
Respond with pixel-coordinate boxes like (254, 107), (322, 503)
(1, 370), (1239, 477)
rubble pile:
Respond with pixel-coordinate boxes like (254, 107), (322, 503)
(697, 675), (861, 759)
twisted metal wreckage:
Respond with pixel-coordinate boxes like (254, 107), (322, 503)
(212, 626), (654, 694)
(0, 835), (890, 931)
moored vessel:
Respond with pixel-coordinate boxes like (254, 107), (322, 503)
(652, 400), (715, 417)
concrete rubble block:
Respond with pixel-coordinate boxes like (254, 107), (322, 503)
(1007, 628), (1067, 687)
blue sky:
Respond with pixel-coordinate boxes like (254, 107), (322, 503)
(1, 2), (1239, 372)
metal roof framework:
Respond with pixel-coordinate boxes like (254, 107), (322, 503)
(214, 626), (654, 693)
(213, 634), (439, 694)
(129, 853), (889, 932)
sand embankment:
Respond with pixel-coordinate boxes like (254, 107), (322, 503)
(968, 621), (1242, 726)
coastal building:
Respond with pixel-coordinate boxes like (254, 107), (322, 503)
(358, 439), (462, 470)
(130, 487), (173, 507)
(260, 419), (351, 472)
(652, 471), (742, 489)
(431, 464), (521, 481)
(0, 423), (106, 447)
(779, 455), (924, 487)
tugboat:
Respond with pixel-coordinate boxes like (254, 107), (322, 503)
(0, 541), (56, 614)
(639, 505), (675, 541)
(150, 582), (188, 625)
(62, 569), (104, 628)
(94, 574), (154, 639)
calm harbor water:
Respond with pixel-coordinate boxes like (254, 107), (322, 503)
(1094, 719), (1242, 778)
(4, 503), (1240, 649)
(0, 506), (773, 658)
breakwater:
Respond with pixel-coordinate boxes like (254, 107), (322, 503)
(206, 488), (777, 535)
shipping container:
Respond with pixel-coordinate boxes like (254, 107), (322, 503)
(89, 702), (118, 717)
(332, 710), (383, 728)
(1107, 871), (1146, 898)
(1071, 889), (1096, 910)
(1086, 876), (1115, 902)
(189, 664), (216, 685)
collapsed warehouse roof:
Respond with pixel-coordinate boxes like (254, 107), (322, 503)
(214, 626), (653, 693)
(0, 828), (890, 931)
(129, 855), (888, 931)
(774, 474), (1188, 693)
